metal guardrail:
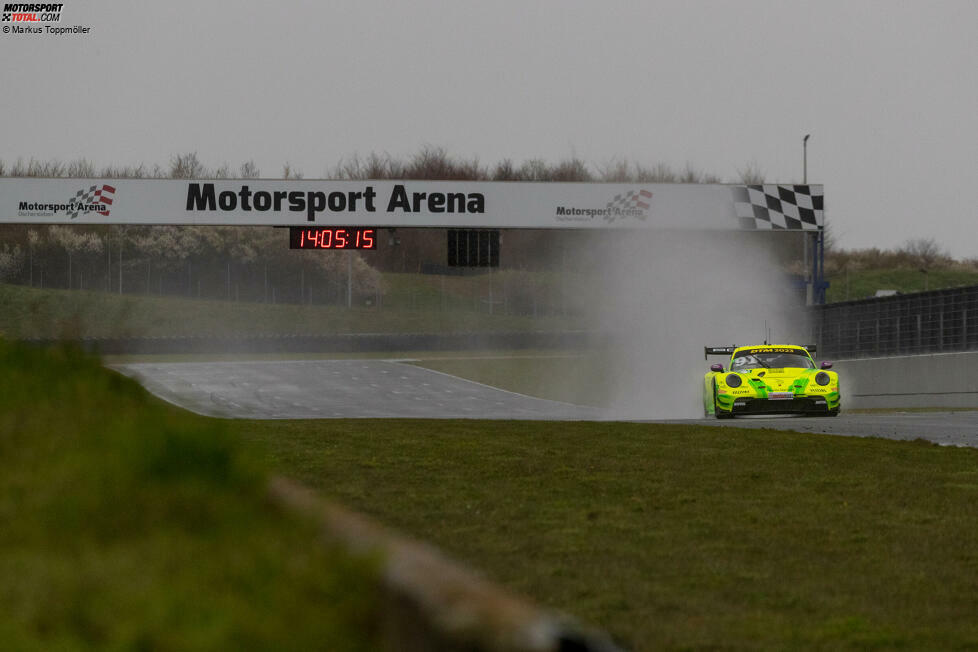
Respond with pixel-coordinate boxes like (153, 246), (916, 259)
(813, 285), (978, 359)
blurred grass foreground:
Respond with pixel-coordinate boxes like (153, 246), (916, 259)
(0, 338), (380, 650)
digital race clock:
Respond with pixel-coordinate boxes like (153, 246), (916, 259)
(289, 227), (377, 250)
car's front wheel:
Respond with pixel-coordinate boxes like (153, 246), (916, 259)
(713, 384), (734, 420)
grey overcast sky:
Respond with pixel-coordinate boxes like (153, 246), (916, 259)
(2, 1), (975, 256)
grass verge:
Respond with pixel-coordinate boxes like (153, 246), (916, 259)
(0, 340), (380, 650)
(0, 279), (574, 339)
(825, 267), (978, 303)
(237, 418), (978, 650)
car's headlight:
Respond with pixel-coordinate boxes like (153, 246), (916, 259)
(725, 373), (742, 388)
(815, 371), (831, 386)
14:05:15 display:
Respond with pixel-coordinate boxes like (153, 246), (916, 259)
(288, 227), (377, 249)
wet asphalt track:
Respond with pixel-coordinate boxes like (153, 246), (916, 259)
(112, 359), (603, 420)
(112, 359), (978, 447)
(661, 413), (978, 448)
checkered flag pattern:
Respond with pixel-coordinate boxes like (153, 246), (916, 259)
(606, 189), (651, 216)
(732, 185), (823, 231)
(66, 184), (115, 219)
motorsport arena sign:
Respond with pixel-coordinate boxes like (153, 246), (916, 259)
(0, 179), (824, 231)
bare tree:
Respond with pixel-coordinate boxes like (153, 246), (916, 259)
(169, 152), (207, 179)
(11, 158), (66, 177)
(900, 237), (948, 268)
(491, 159), (518, 181)
(548, 158), (591, 182)
(820, 222), (837, 253)
(282, 163), (303, 179)
(66, 158), (96, 177)
(737, 160), (765, 184)
(99, 163), (146, 178)
(240, 160), (260, 179)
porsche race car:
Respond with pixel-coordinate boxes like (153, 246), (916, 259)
(703, 344), (840, 418)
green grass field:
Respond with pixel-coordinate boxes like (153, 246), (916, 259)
(0, 340), (380, 650)
(0, 279), (572, 339)
(239, 418), (978, 651)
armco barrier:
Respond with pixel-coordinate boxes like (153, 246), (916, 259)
(833, 351), (978, 409)
(268, 477), (622, 652)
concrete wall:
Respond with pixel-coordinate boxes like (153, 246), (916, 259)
(833, 351), (978, 409)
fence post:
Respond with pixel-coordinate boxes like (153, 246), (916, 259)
(812, 314), (825, 358)
(964, 307), (969, 350)
(347, 251), (353, 309)
(895, 316), (900, 355)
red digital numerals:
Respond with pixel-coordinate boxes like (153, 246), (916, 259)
(293, 228), (376, 249)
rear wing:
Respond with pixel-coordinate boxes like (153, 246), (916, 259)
(704, 344), (817, 360)
(704, 346), (737, 360)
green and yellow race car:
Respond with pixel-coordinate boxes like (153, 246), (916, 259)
(703, 344), (840, 418)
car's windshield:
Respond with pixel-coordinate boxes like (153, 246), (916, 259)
(730, 352), (814, 371)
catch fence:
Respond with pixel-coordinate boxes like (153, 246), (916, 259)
(813, 285), (978, 359)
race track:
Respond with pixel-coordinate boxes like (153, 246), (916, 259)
(112, 359), (978, 447)
(663, 413), (978, 448)
(112, 359), (604, 420)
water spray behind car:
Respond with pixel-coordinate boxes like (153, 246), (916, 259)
(572, 229), (811, 419)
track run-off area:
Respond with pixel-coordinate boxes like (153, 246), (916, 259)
(112, 358), (978, 448)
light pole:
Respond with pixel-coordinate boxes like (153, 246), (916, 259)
(803, 133), (812, 304)
(803, 134), (810, 184)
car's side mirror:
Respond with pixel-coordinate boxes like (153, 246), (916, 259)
(710, 363), (724, 372)
(820, 361), (833, 369)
